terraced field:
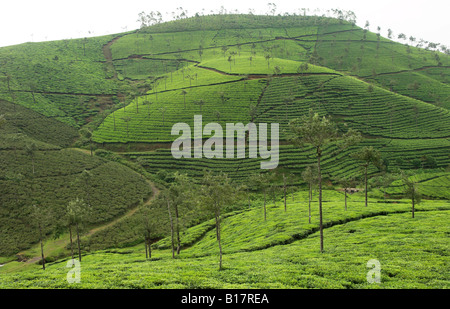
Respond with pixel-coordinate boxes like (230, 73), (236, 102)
(0, 13), (448, 290)
(82, 15), (450, 182)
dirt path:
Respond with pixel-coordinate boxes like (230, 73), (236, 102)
(19, 148), (160, 265)
(86, 179), (159, 236)
(102, 34), (129, 80)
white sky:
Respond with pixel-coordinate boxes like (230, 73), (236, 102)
(0, 0), (449, 48)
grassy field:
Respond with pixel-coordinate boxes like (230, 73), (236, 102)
(0, 191), (448, 289)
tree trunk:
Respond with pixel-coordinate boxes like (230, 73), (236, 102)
(317, 150), (324, 253)
(167, 200), (175, 258)
(39, 223), (45, 270)
(69, 225), (74, 265)
(76, 223), (82, 262)
(148, 239), (152, 259)
(145, 237), (148, 259)
(175, 204), (181, 255)
(215, 206), (223, 270)
(308, 183), (312, 224)
(344, 189), (348, 211)
(283, 174), (287, 212)
(412, 191), (415, 219)
(364, 164), (368, 207)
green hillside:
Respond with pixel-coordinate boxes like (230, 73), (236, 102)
(88, 14), (449, 181)
(0, 13), (448, 290)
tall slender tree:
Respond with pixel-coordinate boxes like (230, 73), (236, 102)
(302, 165), (317, 223)
(180, 90), (188, 109)
(402, 173), (421, 218)
(198, 171), (238, 270)
(66, 198), (87, 263)
(352, 146), (382, 207)
(333, 175), (357, 211)
(290, 109), (360, 252)
(250, 172), (273, 221)
(30, 203), (48, 270)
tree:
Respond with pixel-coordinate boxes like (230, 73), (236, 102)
(402, 173), (421, 218)
(289, 109), (361, 252)
(352, 146), (383, 207)
(66, 198), (87, 263)
(281, 172), (295, 212)
(267, 2), (277, 16)
(221, 46), (229, 58)
(121, 116), (132, 137)
(370, 172), (397, 200)
(248, 105), (258, 122)
(193, 99), (205, 113)
(142, 99), (153, 117)
(198, 171), (238, 270)
(227, 55), (233, 73)
(180, 90), (188, 109)
(218, 91), (230, 105)
(75, 170), (93, 207)
(387, 28), (393, 39)
(297, 62), (309, 76)
(160, 172), (194, 256)
(250, 172), (275, 221)
(302, 165), (317, 223)
(334, 175), (357, 211)
(273, 65), (281, 76)
(198, 45), (204, 61)
(30, 203), (48, 270)
(264, 54), (271, 69)
(160, 189), (176, 258)
(79, 128), (94, 156)
(140, 201), (164, 259)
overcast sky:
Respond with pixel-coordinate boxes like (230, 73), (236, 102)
(0, 0), (449, 48)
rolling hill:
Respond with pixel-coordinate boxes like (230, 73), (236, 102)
(0, 13), (448, 289)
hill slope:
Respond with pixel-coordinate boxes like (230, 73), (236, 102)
(0, 13), (448, 269)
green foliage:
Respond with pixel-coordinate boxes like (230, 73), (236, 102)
(0, 146), (151, 256)
(1, 193), (448, 288)
(0, 13), (449, 288)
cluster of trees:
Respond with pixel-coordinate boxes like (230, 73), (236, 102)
(143, 171), (240, 270)
(134, 5), (447, 54)
(29, 170), (93, 270)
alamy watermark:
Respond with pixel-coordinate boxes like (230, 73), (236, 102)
(366, 259), (381, 284)
(66, 259), (81, 284)
(171, 115), (279, 169)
